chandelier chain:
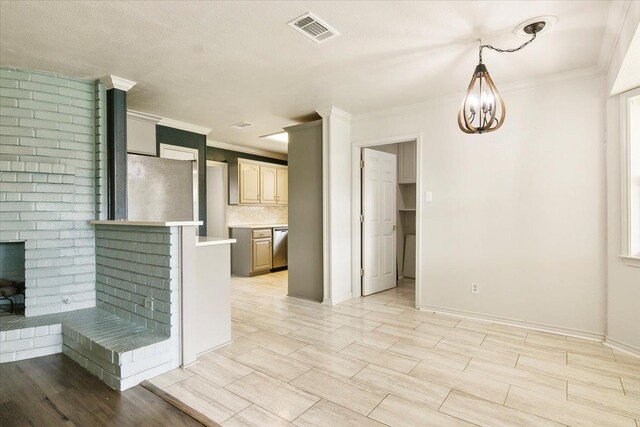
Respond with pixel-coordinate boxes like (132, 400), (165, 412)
(479, 32), (537, 63)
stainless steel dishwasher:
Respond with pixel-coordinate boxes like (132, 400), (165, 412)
(272, 227), (288, 269)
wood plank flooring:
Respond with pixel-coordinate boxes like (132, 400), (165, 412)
(0, 353), (204, 426)
(149, 271), (640, 426)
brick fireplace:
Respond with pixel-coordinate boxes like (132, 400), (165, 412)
(0, 67), (103, 317)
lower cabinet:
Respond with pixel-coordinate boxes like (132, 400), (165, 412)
(230, 227), (272, 276)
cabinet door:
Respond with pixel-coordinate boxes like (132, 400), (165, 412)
(398, 141), (416, 184)
(260, 166), (278, 205)
(239, 162), (260, 204)
(252, 238), (272, 272)
(276, 167), (288, 205)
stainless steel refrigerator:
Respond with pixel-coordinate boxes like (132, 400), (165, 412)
(127, 154), (198, 222)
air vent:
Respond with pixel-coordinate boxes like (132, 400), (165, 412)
(288, 12), (340, 44)
(230, 122), (252, 129)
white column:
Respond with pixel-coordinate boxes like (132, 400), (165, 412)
(317, 107), (353, 304)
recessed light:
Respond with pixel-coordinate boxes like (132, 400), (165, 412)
(230, 122), (252, 129)
(260, 131), (288, 143)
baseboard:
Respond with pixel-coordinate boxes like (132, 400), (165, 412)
(331, 292), (353, 305)
(603, 336), (640, 358)
(419, 304), (605, 342)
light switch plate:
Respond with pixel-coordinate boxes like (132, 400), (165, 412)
(425, 191), (433, 202)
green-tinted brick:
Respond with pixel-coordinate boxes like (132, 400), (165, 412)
(35, 110), (72, 123)
(19, 80), (60, 94)
(19, 118), (59, 129)
(0, 88), (31, 99)
(0, 117), (18, 126)
(18, 99), (57, 112)
(0, 69), (30, 80)
(59, 122), (92, 135)
(0, 97), (18, 107)
(33, 92), (71, 105)
(0, 126), (34, 137)
(59, 87), (93, 100)
(0, 78), (18, 88)
(30, 73), (70, 87)
(1, 106), (34, 117)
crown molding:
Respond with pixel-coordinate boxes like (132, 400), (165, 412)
(102, 75), (137, 91)
(127, 109), (162, 124)
(316, 107), (352, 120)
(206, 140), (288, 161)
(158, 118), (212, 135)
(353, 65), (603, 122)
(598, 0), (632, 72)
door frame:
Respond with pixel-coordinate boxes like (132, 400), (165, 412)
(206, 160), (228, 238)
(351, 133), (423, 309)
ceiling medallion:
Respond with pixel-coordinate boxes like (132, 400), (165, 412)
(458, 20), (547, 134)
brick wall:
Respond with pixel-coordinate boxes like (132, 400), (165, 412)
(0, 67), (98, 316)
(0, 323), (62, 363)
(95, 225), (180, 335)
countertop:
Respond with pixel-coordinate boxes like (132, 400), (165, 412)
(90, 220), (203, 227)
(196, 237), (237, 247)
(228, 224), (288, 229)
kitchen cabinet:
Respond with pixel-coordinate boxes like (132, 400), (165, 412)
(239, 162), (260, 204)
(229, 159), (288, 205)
(398, 140), (416, 184)
(276, 167), (288, 205)
(230, 227), (273, 276)
(252, 237), (272, 272)
(260, 166), (278, 205)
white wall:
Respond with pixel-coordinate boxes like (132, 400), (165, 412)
(604, 1), (640, 353)
(127, 115), (157, 155)
(320, 108), (353, 304)
(352, 75), (607, 337)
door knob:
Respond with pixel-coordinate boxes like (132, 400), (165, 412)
(393, 225), (397, 230)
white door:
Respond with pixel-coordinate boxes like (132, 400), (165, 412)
(206, 161), (228, 238)
(160, 144), (199, 222)
(276, 167), (288, 205)
(362, 148), (397, 296)
(260, 166), (277, 205)
(239, 162), (260, 204)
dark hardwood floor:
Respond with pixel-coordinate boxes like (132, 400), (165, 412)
(0, 353), (203, 426)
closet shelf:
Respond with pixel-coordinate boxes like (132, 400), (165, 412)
(399, 208), (416, 212)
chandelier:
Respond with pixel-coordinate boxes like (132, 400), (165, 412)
(458, 21), (546, 134)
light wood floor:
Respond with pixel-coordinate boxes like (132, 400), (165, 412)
(149, 271), (640, 427)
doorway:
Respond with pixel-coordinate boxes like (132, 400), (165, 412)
(206, 161), (228, 238)
(352, 136), (421, 308)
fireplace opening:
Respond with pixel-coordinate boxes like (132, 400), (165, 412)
(0, 241), (25, 315)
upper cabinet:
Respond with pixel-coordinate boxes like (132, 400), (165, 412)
(398, 140), (416, 184)
(239, 162), (260, 204)
(260, 166), (278, 205)
(230, 159), (288, 205)
(276, 168), (288, 205)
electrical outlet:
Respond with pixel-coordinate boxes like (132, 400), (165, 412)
(471, 282), (480, 294)
(144, 297), (154, 310)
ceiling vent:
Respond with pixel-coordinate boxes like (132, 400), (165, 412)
(230, 122), (252, 129)
(288, 12), (340, 44)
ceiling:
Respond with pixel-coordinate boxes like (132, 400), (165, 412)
(0, 1), (617, 153)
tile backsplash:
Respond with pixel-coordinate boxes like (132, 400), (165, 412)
(227, 205), (288, 225)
